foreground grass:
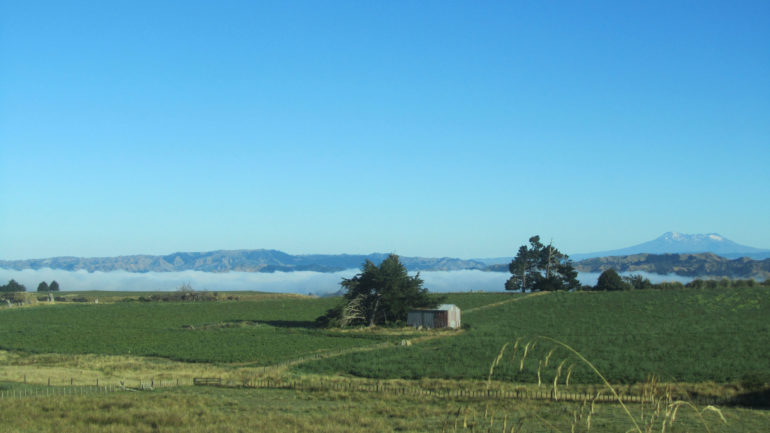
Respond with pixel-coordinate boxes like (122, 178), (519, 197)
(0, 386), (766, 433)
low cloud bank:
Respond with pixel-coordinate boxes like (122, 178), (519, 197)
(0, 268), (356, 295)
(0, 268), (693, 295)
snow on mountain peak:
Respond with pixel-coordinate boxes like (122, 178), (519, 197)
(661, 232), (683, 240)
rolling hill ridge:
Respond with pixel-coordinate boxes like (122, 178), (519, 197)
(0, 250), (487, 273)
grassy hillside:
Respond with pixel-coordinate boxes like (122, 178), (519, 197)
(296, 287), (770, 384)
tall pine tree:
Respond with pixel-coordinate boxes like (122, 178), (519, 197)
(505, 236), (580, 292)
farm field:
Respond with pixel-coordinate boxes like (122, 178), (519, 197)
(2, 289), (769, 384)
(296, 288), (770, 385)
(1, 288), (769, 432)
(0, 297), (391, 364)
(0, 385), (767, 433)
(0, 292), (512, 366)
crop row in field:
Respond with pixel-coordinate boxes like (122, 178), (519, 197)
(296, 287), (770, 385)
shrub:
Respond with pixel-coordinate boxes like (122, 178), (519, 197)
(595, 269), (630, 291)
(654, 281), (685, 290)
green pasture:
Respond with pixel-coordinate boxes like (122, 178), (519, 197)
(297, 287), (770, 384)
(0, 292), (512, 365)
(2, 288), (769, 386)
(0, 297), (384, 364)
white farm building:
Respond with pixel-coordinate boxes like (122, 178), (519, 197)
(407, 304), (461, 329)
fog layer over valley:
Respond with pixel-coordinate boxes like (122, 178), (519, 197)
(0, 268), (692, 295)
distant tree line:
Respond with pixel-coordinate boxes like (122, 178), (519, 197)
(584, 268), (770, 291)
(684, 277), (769, 289)
(0, 280), (60, 293)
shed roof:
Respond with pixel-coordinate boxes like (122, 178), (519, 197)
(409, 304), (459, 312)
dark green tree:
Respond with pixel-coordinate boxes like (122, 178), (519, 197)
(505, 236), (580, 292)
(318, 254), (438, 327)
(49, 280), (60, 291)
(37, 281), (50, 292)
(0, 279), (26, 293)
(505, 244), (537, 292)
(595, 268), (630, 291)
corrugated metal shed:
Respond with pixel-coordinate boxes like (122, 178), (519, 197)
(407, 304), (461, 329)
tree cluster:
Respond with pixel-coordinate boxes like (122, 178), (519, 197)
(0, 279), (26, 293)
(505, 236), (580, 292)
(36, 280), (60, 292)
(585, 269), (655, 291)
(317, 254), (439, 327)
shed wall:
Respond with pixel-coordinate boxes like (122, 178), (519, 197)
(407, 306), (461, 329)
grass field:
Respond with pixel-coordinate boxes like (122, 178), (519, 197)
(2, 288), (769, 384)
(0, 385), (766, 433)
(296, 288), (770, 385)
(0, 297), (390, 364)
(1, 287), (769, 432)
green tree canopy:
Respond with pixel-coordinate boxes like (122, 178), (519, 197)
(595, 268), (630, 291)
(318, 254), (438, 327)
(0, 279), (27, 293)
(37, 281), (50, 292)
(49, 280), (60, 291)
(623, 274), (653, 290)
(505, 236), (580, 292)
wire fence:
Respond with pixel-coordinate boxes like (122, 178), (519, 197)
(0, 378), (183, 400)
(192, 376), (727, 406)
(0, 385), (120, 399)
(0, 373), (742, 410)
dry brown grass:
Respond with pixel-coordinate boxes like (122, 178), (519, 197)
(0, 351), (267, 386)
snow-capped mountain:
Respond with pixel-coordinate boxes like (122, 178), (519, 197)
(571, 232), (770, 260)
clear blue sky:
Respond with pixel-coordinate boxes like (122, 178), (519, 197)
(1, 1), (768, 260)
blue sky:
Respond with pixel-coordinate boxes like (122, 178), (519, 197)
(1, 0), (769, 260)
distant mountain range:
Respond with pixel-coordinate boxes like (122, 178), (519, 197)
(0, 250), (487, 273)
(484, 232), (770, 279)
(570, 232), (770, 261)
(1, 232), (768, 279)
(477, 232), (770, 265)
